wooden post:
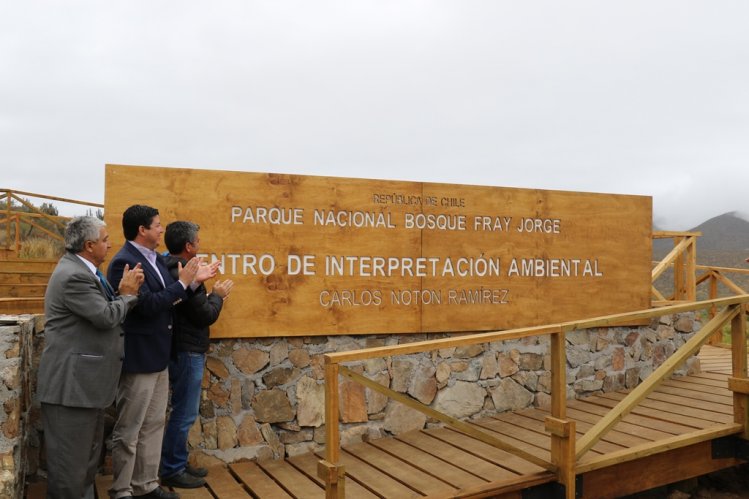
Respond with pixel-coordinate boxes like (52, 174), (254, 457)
(14, 214), (20, 254)
(729, 306), (749, 439)
(5, 191), (10, 252)
(320, 361), (345, 498)
(546, 417), (576, 499)
(549, 328), (575, 498)
(550, 328), (567, 420)
(685, 236), (696, 302)
(709, 272), (719, 344)
(674, 236), (685, 300)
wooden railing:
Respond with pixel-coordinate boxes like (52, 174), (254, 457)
(652, 230), (749, 345)
(652, 231), (700, 305)
(320, 295), (749, 499)
(0, 188), (103, 255)
(652, 230), (749, 305)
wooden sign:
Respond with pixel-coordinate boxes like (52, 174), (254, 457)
(104, 164), (652, 338)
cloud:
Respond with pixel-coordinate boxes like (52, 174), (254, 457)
(2, 1), (748, 228)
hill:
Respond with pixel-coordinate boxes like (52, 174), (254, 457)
(654, 211), (749, 262)
(653, 212), (749, 298)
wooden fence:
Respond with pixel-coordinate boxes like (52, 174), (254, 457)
(0, 188), (103, 256)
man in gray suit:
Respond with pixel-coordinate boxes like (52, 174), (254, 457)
(37, 216), (144, 499)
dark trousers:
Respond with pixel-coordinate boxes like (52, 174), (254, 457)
(42, 403), (104, 499)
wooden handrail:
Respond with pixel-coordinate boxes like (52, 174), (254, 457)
(651, 230), (749, 310)
(325, 296), (749, 365)
(0, 188), (102, 254)
(325, 324), (561, 364)
(0, 188), (103, 208)
(653, 230), (703, 238)
(651, 237), (694, 281)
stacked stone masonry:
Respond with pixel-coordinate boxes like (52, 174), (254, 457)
(3, 312), (701, 490)
(0, 315), (42, 499)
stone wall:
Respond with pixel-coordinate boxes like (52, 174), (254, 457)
(0, 315), (43, 499)
(8, 311), (702, 485)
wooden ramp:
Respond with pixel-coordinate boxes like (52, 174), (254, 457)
(83, 345), (746, 499)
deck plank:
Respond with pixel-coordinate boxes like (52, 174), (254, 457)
(691, 371), (735, 382)
(643, 391), (734, 418)
(257, 459), (325, 498)
(566, 398), (695, 435)
(230, 461), (293, 499)
(175, 484), (215, 499)
(582, 392), (719, 429)
(494, 410), (623, 454)
(565, 406), (674, 443)
(426, 427), (545, 475)
(315, 450), (424, 498)
(653, 384), (733, 405)
(369, 435), (487, 489)
(661, 377), (731, 394)
(511, 409), (624, 454)
(287, 452), (380, 499)
(204, 465), (251, 498)
(468, 419), (552, 463)
(396, 431), (516, 482)
(599, 392), (733, 424)
(344, 441), (457, 496)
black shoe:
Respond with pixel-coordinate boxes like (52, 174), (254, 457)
(161, 471), (206, 489)
(185, 465), (208, 478)
(135, 487), (180, 499)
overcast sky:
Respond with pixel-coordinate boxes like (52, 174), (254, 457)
(2, 1), (748, 230)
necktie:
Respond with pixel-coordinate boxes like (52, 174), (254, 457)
(96, 269), (115, 301)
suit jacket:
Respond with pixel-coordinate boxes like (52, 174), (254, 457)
(37, 252), (137, 408)
(108, 241), (188, 373)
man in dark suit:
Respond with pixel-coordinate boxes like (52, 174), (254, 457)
(38, 216), (144, 499)
(107, 205), (217, 499)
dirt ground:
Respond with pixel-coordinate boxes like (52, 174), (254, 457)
(622, 464), (749, 499)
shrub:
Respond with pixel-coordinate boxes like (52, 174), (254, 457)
(19, 237), (64, 259)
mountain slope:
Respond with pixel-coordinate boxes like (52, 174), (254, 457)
(653, 212), (749, 297)
(654, 212), (749, 258)
(690, 212), (749, 252)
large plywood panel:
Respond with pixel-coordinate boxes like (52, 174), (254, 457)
(104, 164), (651, 337)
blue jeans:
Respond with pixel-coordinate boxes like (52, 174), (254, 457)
(160, 351), (204, 479)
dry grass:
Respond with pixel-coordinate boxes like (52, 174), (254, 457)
(19, 237), (64, 259)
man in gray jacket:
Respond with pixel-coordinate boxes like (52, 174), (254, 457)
(37, 216), (144, 499)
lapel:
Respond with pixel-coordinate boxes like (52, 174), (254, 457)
(64, 253), (110, 299)
(125, 241), (166, 290)
(155, 253), (172, 286)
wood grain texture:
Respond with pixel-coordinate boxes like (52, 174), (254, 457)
(104, 164), (651, 337)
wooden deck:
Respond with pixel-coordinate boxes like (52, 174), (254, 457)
(44, 345), (741, 499)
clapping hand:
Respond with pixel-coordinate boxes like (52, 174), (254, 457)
(212, 279), (234, 300)
(195, 260), (221, 283)
(119, 263), (144, 296)
(177, 257), (201, 287)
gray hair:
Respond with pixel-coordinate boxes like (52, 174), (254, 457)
(65, 216), (106, 253)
